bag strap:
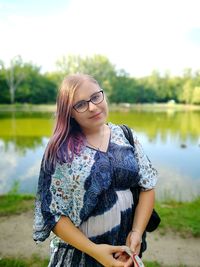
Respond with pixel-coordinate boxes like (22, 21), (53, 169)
(120, 124), (140, 205)
(120, 124), (135, 147)
(120, 125), (149, 254)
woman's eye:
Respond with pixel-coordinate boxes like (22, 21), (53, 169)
(75, 101), (87, 109)
(91, 94), (100, 102)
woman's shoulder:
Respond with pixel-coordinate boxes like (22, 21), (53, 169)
(108, 122), (133, 146)
(107, 122), (124, 131)
(108, 122), (137, 137)
(108, 122), (123, 136)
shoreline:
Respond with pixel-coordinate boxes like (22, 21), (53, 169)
(0, 103), (200, 112)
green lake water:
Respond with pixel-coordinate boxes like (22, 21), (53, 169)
(0, 109), (200, 201)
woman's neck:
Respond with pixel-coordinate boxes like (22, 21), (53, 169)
(82, 124), (110, 151)
(82, 124), (106, 136)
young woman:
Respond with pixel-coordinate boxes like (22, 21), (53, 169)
(33, 74), (157, 267)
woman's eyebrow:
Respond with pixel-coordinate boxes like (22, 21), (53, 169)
(74, 91), (99, 104)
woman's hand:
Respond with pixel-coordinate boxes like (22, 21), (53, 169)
(92, 244), (126, 267)
(124, 231), (142, 267)
(115, 231), (142, 267)
(127, 231), (141, 255)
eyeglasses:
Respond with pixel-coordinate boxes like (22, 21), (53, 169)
(73, 90), (104, 113)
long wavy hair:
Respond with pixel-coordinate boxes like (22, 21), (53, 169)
(43, 73), (99, 170)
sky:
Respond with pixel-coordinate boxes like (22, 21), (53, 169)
(0, 0), (200, 77)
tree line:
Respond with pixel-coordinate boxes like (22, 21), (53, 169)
(0, 55), (200, 104)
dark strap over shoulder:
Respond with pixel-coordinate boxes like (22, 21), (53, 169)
(120, 124), (140, 206)
(120, 124), (161, 233)
(120, 124), (147, 255)
(120, 124), (134, 147)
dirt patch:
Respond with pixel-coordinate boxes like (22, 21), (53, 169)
(0, 211), (199, 266)
(0, 211), (49, 259)
(143, 231), (200, 266)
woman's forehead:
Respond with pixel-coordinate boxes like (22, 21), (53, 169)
(73, 81), (100, 102)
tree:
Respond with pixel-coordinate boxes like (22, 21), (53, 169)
(181, 80), (194, 104)
(15, 64), (57, 104)
(0, 61), (10, 103)
(192, 87), (200, 104)
(56, 54), (117, 95)
(110, 74), (145, 103)
(0, 56), (25, 104)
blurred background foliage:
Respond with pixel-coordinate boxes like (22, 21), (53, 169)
(0, 54), (200, 105)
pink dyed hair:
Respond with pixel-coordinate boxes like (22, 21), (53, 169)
(44, 73), (99, 169)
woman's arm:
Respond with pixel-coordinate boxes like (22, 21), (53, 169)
(121, 189), (155, 267)
(53, 215), (125, 267)
(132, 188), (155, 236)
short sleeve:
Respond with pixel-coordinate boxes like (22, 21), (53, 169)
(33, 156), (85, 243)
(33, 162), (61, 243)
(131, 130), (158, 191)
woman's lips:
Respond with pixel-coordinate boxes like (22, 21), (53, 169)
(89, 112), (102, 119)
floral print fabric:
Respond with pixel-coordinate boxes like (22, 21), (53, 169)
(33, 123), (157, 266)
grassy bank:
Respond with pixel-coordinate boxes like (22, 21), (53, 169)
(0, 255), (48, 267)
(0, 103), (56, 112)
(0, 103), (200, 112)
(0, 194), (35, 216)
(0, 256), (185, 267)
(0, 194), (200, 237)
(155, 197), (200, 237)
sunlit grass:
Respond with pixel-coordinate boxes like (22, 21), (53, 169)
(0, 257), (187, 267)
(143, 263), (187, 267)
(155, 197), (200, 237)
(0, 103), (56, 112)
(0, 255), (49, 267)
(0, 194), (35, 216)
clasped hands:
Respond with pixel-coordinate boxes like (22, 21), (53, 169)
(114, 230), (142, 267)
(94, 230), (143, 267)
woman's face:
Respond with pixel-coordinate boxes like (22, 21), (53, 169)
(71, 80), (108, 130)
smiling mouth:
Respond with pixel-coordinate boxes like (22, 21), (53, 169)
(89, 112), (102, 119)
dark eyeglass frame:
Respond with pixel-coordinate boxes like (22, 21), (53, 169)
(73, 90), (104, 113)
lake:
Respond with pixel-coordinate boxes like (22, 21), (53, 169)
(0, 107), (200, 201)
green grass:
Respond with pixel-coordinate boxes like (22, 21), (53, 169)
(143, 261), (161, 267)
(1, 103), (200, 112)
(144, 263), (187, 267)
(155, 197), (200, 237)
(0, 257), (187, 267)
(0, 194), (35, 216)
(0, 255), (48, 267)
(0, 103), (56, 112)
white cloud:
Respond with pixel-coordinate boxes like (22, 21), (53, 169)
(156, 163), (200, 201)
(20, 159), (40, 181)
(0, 0), (200, 76)
(0, 142), (18, 193)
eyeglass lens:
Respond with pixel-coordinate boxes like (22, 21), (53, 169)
(73, 91), (104, 113)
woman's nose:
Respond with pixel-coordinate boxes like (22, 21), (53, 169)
(88, 101), (97, 111)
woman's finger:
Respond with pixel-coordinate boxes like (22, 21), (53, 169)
(118, 253), (129, 262)
(110, 245), (126, 253)
(112, 258), (127, 267)
(114, 252), (123, 258)
(124, 257), (134, 267)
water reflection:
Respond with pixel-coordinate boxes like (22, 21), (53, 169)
(137, 132), (200, 200)
(0, 110), (200, 201)
(0, 138), (48, 194)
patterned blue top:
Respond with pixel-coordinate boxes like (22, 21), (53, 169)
(33, 123), (157, 266)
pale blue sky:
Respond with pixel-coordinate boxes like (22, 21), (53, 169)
(0, 0), (200, 77)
